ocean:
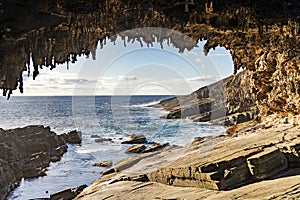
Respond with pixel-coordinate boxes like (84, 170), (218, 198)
(0, 96), (225, 199)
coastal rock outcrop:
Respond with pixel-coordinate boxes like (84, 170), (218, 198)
(121, 134), (147, 144)
(50, 184), (87, 200)
(76, 121), (300, 199)
(92, 161), (113, 168)
(0, 125), (81, 200)
(0, 0), (299, 122)
(157, 70), (258, 126)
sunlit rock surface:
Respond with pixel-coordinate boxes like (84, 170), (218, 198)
(75, 121), (300, 199)
(156, 70), (258, 125)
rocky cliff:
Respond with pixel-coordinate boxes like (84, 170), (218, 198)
(156, 69), (258, 126)
(0, 125), (81, 200)
(0, 0), (299, 120)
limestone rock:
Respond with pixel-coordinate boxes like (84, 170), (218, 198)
(50, 185), (87, 200)
(77, 124), (300, 200)
(92, 161), (113, 168)
(247, 148), (288, 180)
(158, 70), (258, 126)
(121, 134), (146, 144)
(125, 144), (146, 154)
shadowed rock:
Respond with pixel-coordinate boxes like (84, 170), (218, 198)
(121, 134), (147, 144)
(50, 184), (87, 200)
(0, 126), (81, 200)
(0, 0), (299, 121)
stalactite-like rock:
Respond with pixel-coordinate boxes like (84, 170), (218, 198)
(0, 0), (299, 119)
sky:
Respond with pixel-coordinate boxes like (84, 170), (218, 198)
(16, 32), (234, 96)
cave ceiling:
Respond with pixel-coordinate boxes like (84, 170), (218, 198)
(0, 0), (299, 117)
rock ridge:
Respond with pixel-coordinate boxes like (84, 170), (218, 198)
(0, 125), (81, 200)
(156, 69), (258, 126)
(75, 121), (300, 199)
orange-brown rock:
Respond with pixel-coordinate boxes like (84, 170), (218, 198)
(0, 0), (299, 122)
(121, 134), (147, 144)
(92, 161), (113, 168)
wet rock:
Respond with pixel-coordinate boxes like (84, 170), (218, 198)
(62, 130), (82, 144)
(191, 136), (209, 145)
(50, 184), (87, 200)
(90, 135), (101, 138)
(92, 160), (113, 168)
(121, 134), (146, 144)
(94, 137), (112, 143)
(0, 126), (77, 200)
(125, 144), (146, 154)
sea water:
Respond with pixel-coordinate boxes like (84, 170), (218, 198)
(0, 96), (225, 199)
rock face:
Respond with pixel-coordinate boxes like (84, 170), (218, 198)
(157, 70), (258, 126)
(121, 134), (147, 144)
(50, 184), (87, 200)
(0, 0), (299, 121)
(76, 121), (300, 199)
(0, 126), (81, 200)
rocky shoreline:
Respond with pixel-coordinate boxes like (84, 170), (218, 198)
(154, 70), (258, 127)
(75, 118), (300, 199)
(3, 119), (300, 199)
(0, 125), (82, 200)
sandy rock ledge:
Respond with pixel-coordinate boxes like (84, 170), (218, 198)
(76, 122), (300, 200)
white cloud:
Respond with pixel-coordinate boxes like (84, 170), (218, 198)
(195, 58), (202, 62)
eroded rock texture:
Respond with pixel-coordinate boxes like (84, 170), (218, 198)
(0, 126), (81, 200)
(156, 70), (258, 125)
(75, 122), (300, 199)
(0, 0), (299, 118)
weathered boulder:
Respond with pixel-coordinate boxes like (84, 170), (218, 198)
(94, 137), (113, 143)
(62, 130), (82, 144)
(142, 143), (169, 153)
(92, 160), (113, 168)
(50, 185), (87, 200)
(121, 134), (146, 144)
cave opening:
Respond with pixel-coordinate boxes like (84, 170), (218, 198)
(15, 34), (234, 97)
(3, 33), (237, 200)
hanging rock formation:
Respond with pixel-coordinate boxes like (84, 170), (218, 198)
(0, 0), (299, 120)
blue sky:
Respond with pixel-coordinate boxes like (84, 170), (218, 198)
(17, 35), (233, 96)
